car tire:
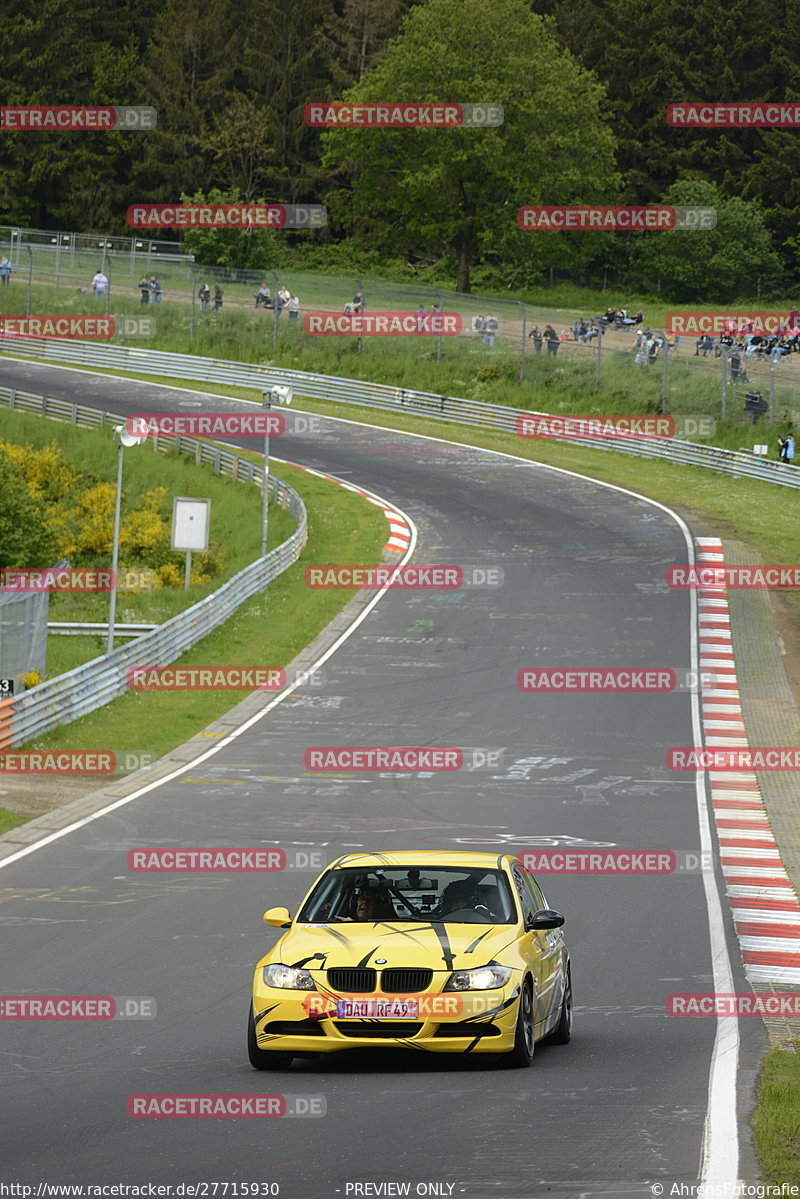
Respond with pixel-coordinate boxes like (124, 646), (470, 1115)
(545, 966), (572, 1045)
(506, 979), (535, 1067)
(247, 1008), (294, 1071)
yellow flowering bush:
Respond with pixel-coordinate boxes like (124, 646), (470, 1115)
(0, 438), (225, 588)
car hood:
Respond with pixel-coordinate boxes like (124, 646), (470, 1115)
(276, 921), (519, 972)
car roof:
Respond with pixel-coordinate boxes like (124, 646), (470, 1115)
(329, 851), (516, 870)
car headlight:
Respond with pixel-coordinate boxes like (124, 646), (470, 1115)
(263, 963), (316, 990)
(444, 964), (513, 991)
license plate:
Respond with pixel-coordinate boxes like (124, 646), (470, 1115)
(336, 998), (419, 1019)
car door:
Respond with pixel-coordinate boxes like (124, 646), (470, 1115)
(525, 871), (567, 1032)
(511, 864), (562, 1033)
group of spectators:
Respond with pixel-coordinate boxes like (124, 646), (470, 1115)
(630, 327), (667, 366)
(599, 307), (645, 329)
(136, 275), (162, 303)
(254, 282), (300, 318)
(528, 324), (561, 354)
(696, 323), (800, 364)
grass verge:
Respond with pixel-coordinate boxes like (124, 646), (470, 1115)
(752, 1044), (800, 1185)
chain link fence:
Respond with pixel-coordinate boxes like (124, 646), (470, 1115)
(3, 225), (800, 436)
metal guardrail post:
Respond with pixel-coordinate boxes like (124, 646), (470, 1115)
(769, 357), (776, 423)
(25, 245), (32, 316)
(595, 323), (602, 389)
(661, 337), (668, 413)
(357, 277), (364, 354)
(272, 271), (280, 347)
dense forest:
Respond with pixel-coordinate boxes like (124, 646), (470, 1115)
(0, 0), (796, 295)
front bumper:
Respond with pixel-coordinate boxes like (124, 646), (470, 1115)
(251, 979), (522, 1055)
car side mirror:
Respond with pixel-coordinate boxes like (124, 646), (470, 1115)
(527, 908), (565, 931)
(263, 906), (292, 928)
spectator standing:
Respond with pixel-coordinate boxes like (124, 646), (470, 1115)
(0, 256), (12, 287)
(92, 269), (108, 298)
(138, 277), (150, 305)
(632, 329), (647, 366)
(778, 434), (795, 464)
(198, 283), (210, 311)
(213, 285), (223, 311)
(149, 275), (162, 303)
(483, 314), (498, 348)
(544, 324), (559, 355)
(529, 325), (542, 353)
(287, 295), (299, 320)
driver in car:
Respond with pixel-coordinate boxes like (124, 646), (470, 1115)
(438, 879), (478, 916)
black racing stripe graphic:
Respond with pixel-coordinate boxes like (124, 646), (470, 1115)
(430, 923), (455, 970)
(464, 930), (491, 954)
(463, 1036), (482, 1054)
(290, 951), (329, 968)
(253, 1003), (280, 1024)
(373, 924), (425, 942)
(356, 946), (379, 968)
(320, 925), (354, 948)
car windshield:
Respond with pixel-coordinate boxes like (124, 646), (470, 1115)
(298, 865), (518, 925)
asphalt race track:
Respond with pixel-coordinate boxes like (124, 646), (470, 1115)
(0, 359), (764, 1198)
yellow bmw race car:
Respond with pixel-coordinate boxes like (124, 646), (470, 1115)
(248, 850), (571, 1069)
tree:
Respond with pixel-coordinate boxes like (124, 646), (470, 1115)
(0, 0), (158, 230)
(325, 0), (409, 87)
(628, 180), (782, 300)
(321, 0), (619, 291)
(0, 455), (58, 570)
(179, 189), (278, 270)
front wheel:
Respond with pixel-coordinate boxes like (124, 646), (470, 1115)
(545, 966), (572, 1045)
(506, 980), (535, 1067)
(247, 1008), (294, 1071)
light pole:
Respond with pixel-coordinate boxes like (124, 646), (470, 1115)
(260, 386), (293, 557)
(107, 425), (147, 653)
(25, 245), (32, 316)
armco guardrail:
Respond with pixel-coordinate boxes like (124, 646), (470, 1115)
(1, 336), (798, 490)
(0, 386), (307, 749)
